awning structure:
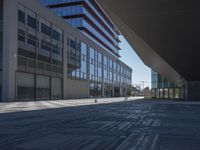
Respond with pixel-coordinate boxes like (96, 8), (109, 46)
(97, 0), (200, 88)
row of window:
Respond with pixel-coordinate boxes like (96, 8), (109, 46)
(51, 5), (119, 48)
(17, 72), (62, 100)
(17, 55), (63, 77)
(17, 4), (132, 99)
(18, 28), (63, 57)
(18, 5), (132, 84)
(17, 6), (64, 79)
(151, 70), (174, 89)
(152, 88), (181, 99)
(18, 9), (62, 41)
(85, 0), (119, 38)
(67, 38), (132, 86)
(52, 5), (83, 17)
(41, 0), (81, 5)
(40, 0), (120, 55)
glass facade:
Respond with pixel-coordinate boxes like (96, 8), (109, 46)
(66, 37), (132, 98)
(151, 70), (181, 99)
(67, 37), (81, 80)
(14, 3), (132, 100)
(97, 52), (102, 97)
(103, 56), (108, 97)
(17, 4), (63, 100)
(36, 75), (50, 99)
(89, 48), (95, 97)
(17, 72), (35, 100)
(37, 0), (133, 99)
(40, 0), (121, 57)
(51, 77), (62, 99)
(80, 42), (87, 80)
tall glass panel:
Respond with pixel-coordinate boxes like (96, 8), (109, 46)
(97, 52), (102, 97)
(67, 38), (81, 80)
(17, 72), (35, 100)
(75, 42), (81, 79)
(108, 58), (113, 97)
(118, 65), (121, 83)
(103, 56), (108, 97)
(113, 62), (116, 84)
(113, 62), (120, 97)
(36, 75), (50, 99)
(51, 77), (62, 99)
(89, 48), (95, 97)
(80, 42), (87, 80)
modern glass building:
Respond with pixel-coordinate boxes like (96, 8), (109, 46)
(40, 0), (121, 57)
(151, 70), (182, 99)
(0, 0), (132, 101)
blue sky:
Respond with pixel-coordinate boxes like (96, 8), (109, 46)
(119, 36), (151, 88)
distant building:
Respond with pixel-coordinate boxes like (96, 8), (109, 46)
(0, 0), (132, 101)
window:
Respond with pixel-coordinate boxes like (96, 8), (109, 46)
(80, 42), (87, 80)
(89, 48), (97, 97)
(18, 10), (25, 24)
(52, 29), (60, 41)
(28, 34), (36, 46)
(70, 39), (76, 49)
(104, 56), (108, 84)
(97, 52), (102, 97)
(41, 39), (51, 51)
(27, 15), (36, 29)
(17, 72), (35, 100)
(36, 75), (50, 99)
(41, 23), (51, 36)
(89, 48), (95, 81)
(18, 29), (25, 42)
(67, 39), (82, 80)
(51, 77), (62, 99)
(52, 44), (61, 55)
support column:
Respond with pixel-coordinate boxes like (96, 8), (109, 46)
(2, 0), (18, 101)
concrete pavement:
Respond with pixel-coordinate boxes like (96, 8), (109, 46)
(0, 98), (200, 150)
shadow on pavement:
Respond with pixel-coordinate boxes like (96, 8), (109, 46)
(1, 99), (200, 150)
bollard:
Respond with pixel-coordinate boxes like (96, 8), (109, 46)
(95, 99), (97, 103)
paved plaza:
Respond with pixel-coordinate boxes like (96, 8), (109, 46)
(0, 98), (200, 150)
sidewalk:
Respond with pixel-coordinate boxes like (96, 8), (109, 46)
(0, 97), (144, 113)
